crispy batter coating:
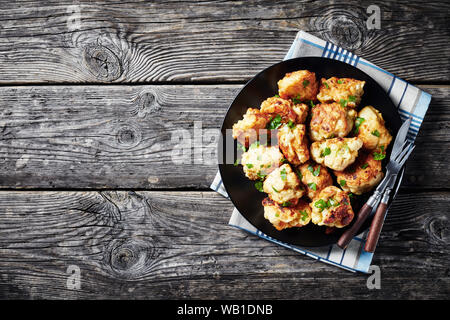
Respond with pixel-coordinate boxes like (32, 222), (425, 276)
(277, 70), (319, 102)
(298, 161), (333, 200)
(241, 144), (284, 180)
(263, 163), (304, 205)
(260, 96), (297, 124)
(292, 102), (309, 124)
(310, 137), (363, 171)
(277, 124), (310, 165)
(334, 152), (384, 195)
(232, 108), (270, 147)
(262, 197), (311, 231)
(310, 186), (354, 228)
(309, 102), (357, 141)
(357, 106), (393, 152)
(317, 77), (365, 108)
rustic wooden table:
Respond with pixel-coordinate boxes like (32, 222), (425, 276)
(0, 0), (448, 299)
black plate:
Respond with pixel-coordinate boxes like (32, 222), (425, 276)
(218, 57), (402, 247)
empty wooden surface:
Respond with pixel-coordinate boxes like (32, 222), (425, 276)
(0, 0), (448, 300)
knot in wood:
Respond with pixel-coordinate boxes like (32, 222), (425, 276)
(83, 45), (123, 81)
(109, 239), (153, 279)
(426, 216), (449, 245)
(116, 123), (141, 149)
(324, 15), (364, 50)
(132, 91), (161, 118)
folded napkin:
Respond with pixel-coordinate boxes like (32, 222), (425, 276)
(210, 30), (432, 273)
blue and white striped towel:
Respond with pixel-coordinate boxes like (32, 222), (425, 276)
(210, 30), (432, 273)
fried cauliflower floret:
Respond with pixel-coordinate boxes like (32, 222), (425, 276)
(263, 164), (304, 205)
(277, 70), (319, 102)
(298, 162), (333, 200)
(262, 197), (311, 231)
(310, 186), (354, 228)
(334, 152), (384, 195)
(241, 144), (284, 180)
(232, 108), (270, 147)
(292, 102), (309, 124)
(357, 106), (393, 152)
(277, 124), (310, 165)
(317, 77), (365, 108)
(309, 103), (357, 141)
(260, 96), (297, 124)
(310, 137), (363, 171)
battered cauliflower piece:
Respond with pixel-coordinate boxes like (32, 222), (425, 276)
(277, 70), (319, 102)
(260, 96), (297, 124)
(309, 102), (357, 141)
(241, 144), (284, 180)
(263, 164), (304, 205)
(292, 102), (309, 124)
(317, 77), (365, 108)
(334, 152), (384, 195)
(298, 162), (333, 200)
(357, 106), (393, 152)
(277, 124), (310, 165)
(310, 186), (354, 228)
(310, 137), (363, 171)
(232, 108), (270, 147)
(262, 197), (311, 231)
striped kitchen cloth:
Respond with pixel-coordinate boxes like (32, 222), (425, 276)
(210, 30), (432, 273)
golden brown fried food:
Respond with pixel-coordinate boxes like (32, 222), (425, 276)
(310, 137), (363, 171)
(241, 144), (284, 180)
(292, 102), (309, 124)
(357, 106), (393, 152)
(232, 108), (270, 147)
(310, 186), (354, 228)
(277, 123), (310, 165)
(317, 77), (365, 108)
(260, 96), (297, 124)
(298, 161), (333, 200)
(262, 197), (311, 231)
(309, 102), (357, 141)
(334, 152), (384, 195)
(277, 70), (319, 102)
(263, 163), (304, 205)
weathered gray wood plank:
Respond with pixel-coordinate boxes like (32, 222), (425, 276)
(0, 190), (447, 299)
(0, 0), (448, 83)
(0, 85), (447, 190)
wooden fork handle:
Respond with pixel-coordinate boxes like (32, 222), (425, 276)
(365, 202), (388, 252)
(337, 203), (373, 249)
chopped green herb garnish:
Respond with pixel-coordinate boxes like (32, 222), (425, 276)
(314, 199), (327, 211)
(309, 100), (315, 108)
(249, 141), (260, 150)
(246, 164), (253, 169)
(287, 120), (296, 129)
(282, 201), (292, 207)
(308, 182), (317, 191)
(361, 163), (369, 169)
(339, 179), (346, 187)
(321, 147), (331, 157)
(257, 171), (267, 179)
(328, 198), (339, 207)
(337, 79), (343, 84)
(292, 94), (302, 104)
(371, 129), (380, 137)
(255, 181), (263, 192)
(303, 80), (310, 87)
(238, 143), (247, 152)
(267, 114), (282, 130)
(275, 212), (280, 217)
(348, 95), (356, 102)
(280, 167), (287, 181)
(296, 169), (302, 180)
(373, 151), (386, 160)
(323, 81), (329, 89)
(274, 94), (280, 98)
(313, 166), (321, 177)
(300, 210), (309, 221)
(339, 99), (348, 108)
(354, 117), (365, 134)
(234, 158), (240, 166)
(272, 186), (280, 193)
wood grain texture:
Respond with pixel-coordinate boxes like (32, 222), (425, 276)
(0, 84), (447, 190)
(0, 0), (448, 83)
(0, 190), (447, 299)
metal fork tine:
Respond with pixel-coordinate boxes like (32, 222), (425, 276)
(394, 142), (411, 162)
(392, 141), (409, 161)
(398, 145), (415, 166)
